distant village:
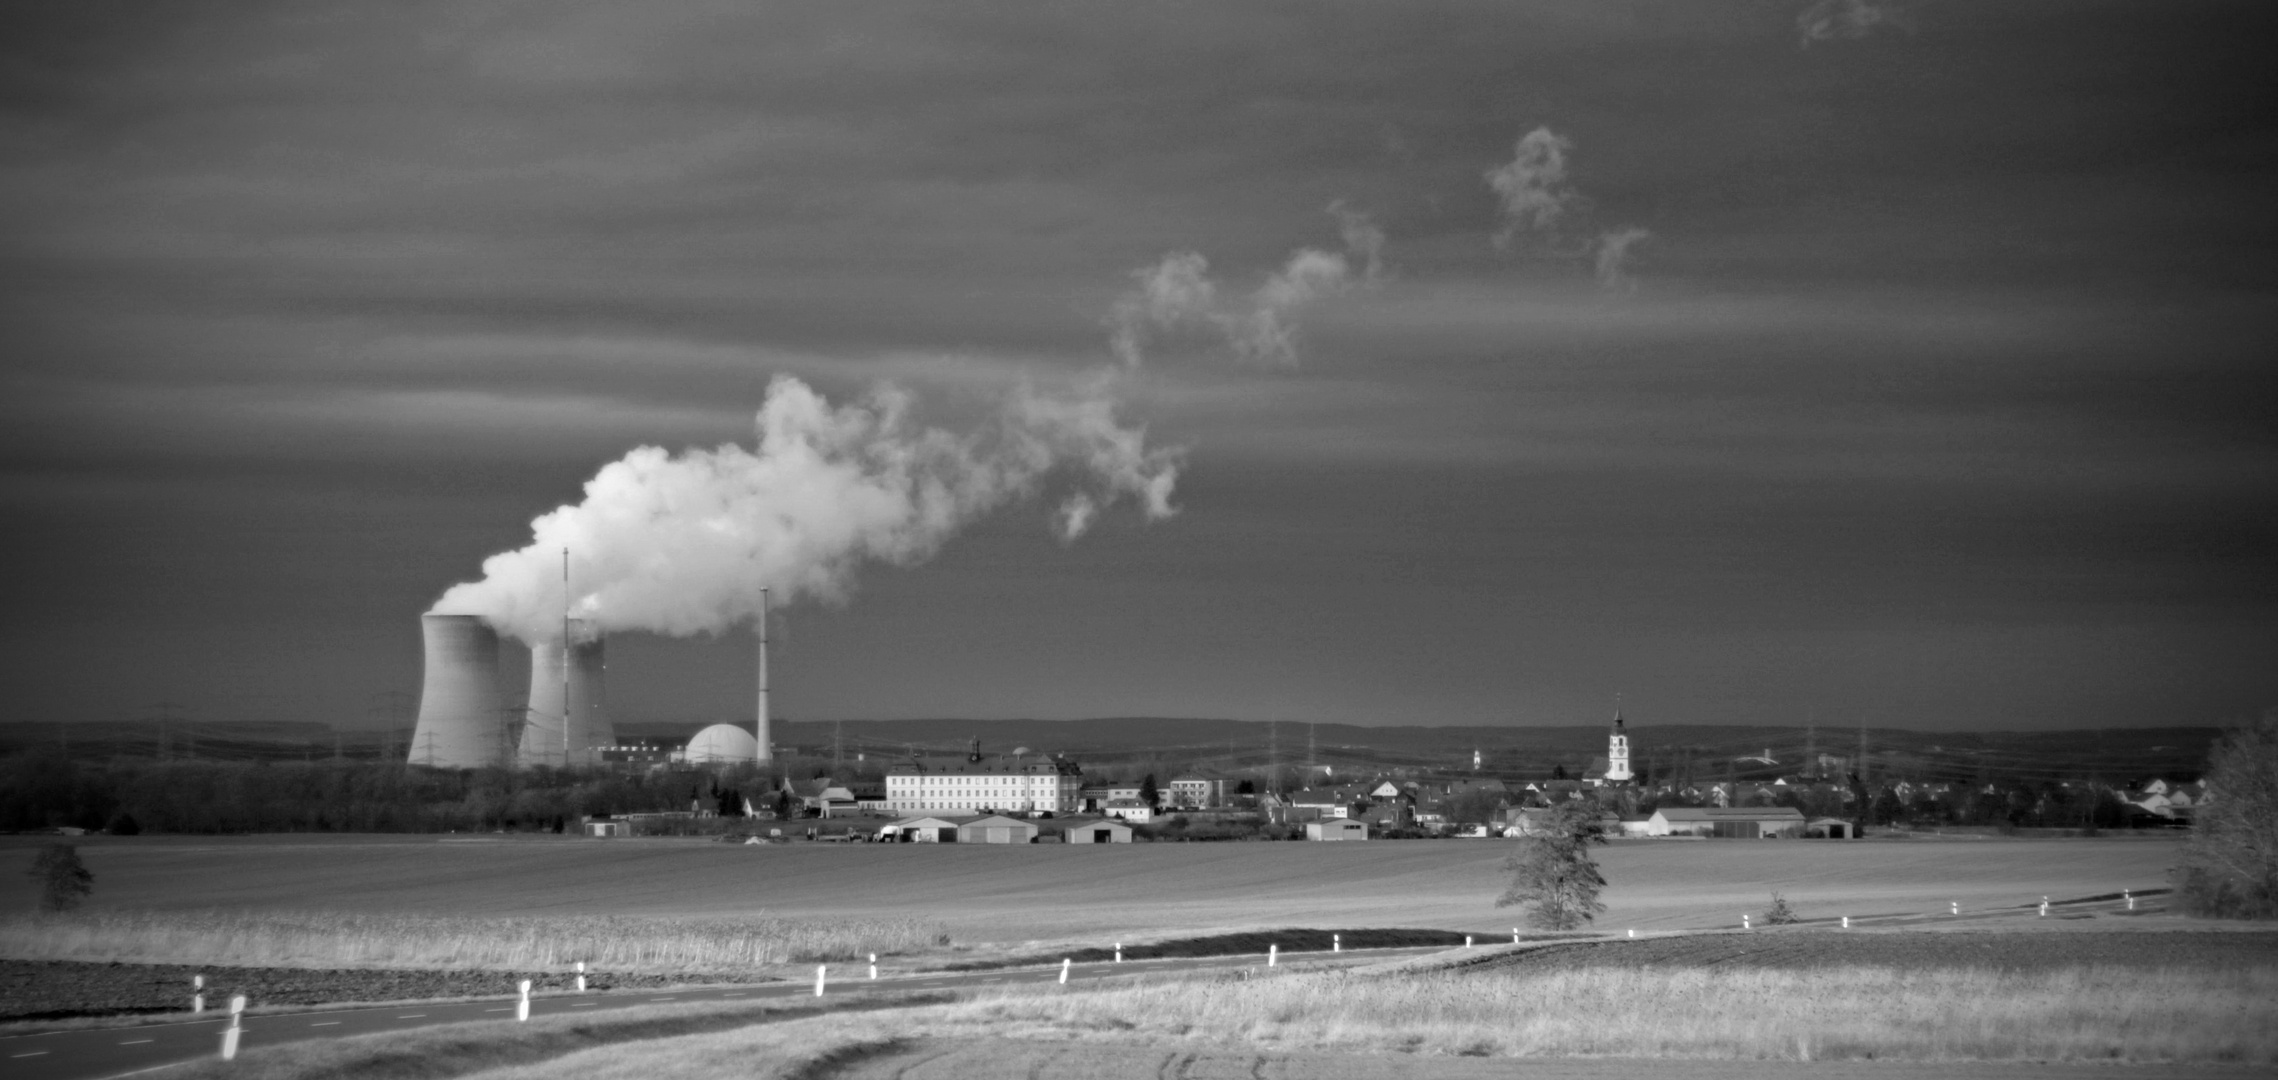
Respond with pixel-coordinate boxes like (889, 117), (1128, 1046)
(583, 715), (2209, 843)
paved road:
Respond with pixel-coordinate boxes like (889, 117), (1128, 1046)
(0, 947), (1451, 1080)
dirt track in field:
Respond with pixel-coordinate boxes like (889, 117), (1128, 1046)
(1478, 929), (2278, 972)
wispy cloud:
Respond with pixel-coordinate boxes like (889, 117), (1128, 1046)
(1797, 0), (1911, 48)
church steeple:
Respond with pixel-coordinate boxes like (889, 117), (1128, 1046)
(1605, 694), (1633, 784)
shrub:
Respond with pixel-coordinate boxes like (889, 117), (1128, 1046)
(29, 843), (93, 913)
(1763, 892), (1800, 924)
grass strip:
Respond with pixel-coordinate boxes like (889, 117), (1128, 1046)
(159, 991), (951, 1080)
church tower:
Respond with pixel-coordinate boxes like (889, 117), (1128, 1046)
(1605, 700), (1633, 784)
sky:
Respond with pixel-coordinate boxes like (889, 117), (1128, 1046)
(2, 1), (2273, 734)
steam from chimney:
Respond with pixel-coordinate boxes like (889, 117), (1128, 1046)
(1486, 127), (1579, 249)
(1796, 0), (1910, 48)
(430, 374), (1180, 643)
(1108, 203), (1384, 369)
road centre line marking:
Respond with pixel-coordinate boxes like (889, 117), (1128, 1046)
(396, 1014), (426, 1019)
(570, 1002), (597, 1007)
(13, 1051), (50, 1058)
(120, 1039), (155, 1045)
(310, 1021), (341, 1027)
(484, 1007), (513, 1012)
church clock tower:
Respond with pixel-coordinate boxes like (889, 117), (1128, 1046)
(1605, 701), (1633, 784)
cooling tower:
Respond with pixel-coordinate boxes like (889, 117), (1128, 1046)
(520, 621), (612, 768)
(409, 614), (506, 768)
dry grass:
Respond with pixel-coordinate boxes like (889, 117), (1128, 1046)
(0, 910), (948, 972)
(520, 963), (2278, 1068)
(911, 965), (2278, 1063)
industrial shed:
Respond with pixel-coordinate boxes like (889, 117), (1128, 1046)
(885, 815), (969, 842)
(1807, 817), (1855, 839)
(582, 819), (629, 838)
(958, 814), (1039, 844)
(1646, 807), (1806, 838)
(1065, 819), (1133, 844)
(1306, 819), (1369, 841)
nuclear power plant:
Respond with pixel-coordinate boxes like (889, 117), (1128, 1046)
(408, 614), (507, 768)
(410, 611), (766, 769)
(518, 619), (613, 767)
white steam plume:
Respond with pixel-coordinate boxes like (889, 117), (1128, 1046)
(431, 374), (1181, 642)
(1593, 226), (1652, 291)
(1797, 0), (1910, 48)
(1108, 204), (1382, 368)
(1107, 252), (1217, 368)
(1485, 127), (1577, 248)
(1327, 200), (1385, 282)
(1233, 247), (1352, 367)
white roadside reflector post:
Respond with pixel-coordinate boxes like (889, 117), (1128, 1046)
(1059, 958), (1070, 985)
(869, 953), (878, 981)
(1742, 915), (1752, 930)
(1950, 901), (1960, 916)
(1512, 928), (1521, 944)
(193, 974), (205, 1014)
(575, 961), (587, 992)
(1268, 944), (1278, 967)
(815, 965), (827, 997)
(1333, 933), (1341, 953)
(1628, 928), (1636, 938)
(1465, 935), (1474, 948)
(517, 980), (531, 1021)
(1841, 916), (1850, 929)
(219, 995), (245, 1060)
(2126, 890), (2135, 911)
(1114, 942), (1122, 963)
(2040, 896), (2050, 917)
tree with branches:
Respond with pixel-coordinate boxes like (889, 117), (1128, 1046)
(1496, 799), (1608, 929)
(30, 843), (93, 913)
(2178, 711), (2278, 919)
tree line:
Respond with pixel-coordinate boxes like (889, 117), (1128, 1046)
(0, 752), (750, 834)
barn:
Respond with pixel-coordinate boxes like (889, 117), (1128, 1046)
(958, 814), (1040, 844)
(1306, 819), (1369, 841)
(885, 815), (969, 843)
(1646, 807), (1806, 838)
(1065, 819), (1134, 844)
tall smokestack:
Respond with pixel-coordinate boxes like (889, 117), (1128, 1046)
(755, 587), (772, 765)
(409, 614), (505, 768)
(519, 621), (611, 768)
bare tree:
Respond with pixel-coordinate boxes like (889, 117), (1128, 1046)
(1496, 800), (1607, 929)
(2178, 711), (2278, 919)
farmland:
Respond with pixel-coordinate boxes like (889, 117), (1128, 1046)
(0, 833), (2182, 952)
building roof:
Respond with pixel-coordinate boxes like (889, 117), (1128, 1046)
(960, 815), (1036, 829)
(1654, 807), (1806, 821)
(888, 815), (977, 829)
(886, 758), (1082, 777)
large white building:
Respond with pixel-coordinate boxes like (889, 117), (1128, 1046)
(885, 756), (1084, 815)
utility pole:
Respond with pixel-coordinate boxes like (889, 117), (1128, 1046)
(561, 547), (572, 769)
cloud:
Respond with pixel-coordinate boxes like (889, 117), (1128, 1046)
(1594, 226), (1652, 291)
(1485, 126), (1579, 248)
(1108, 205), (1383, 368)
(431, 374), (1181, 639)
(1796, 0), (1910, 48)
